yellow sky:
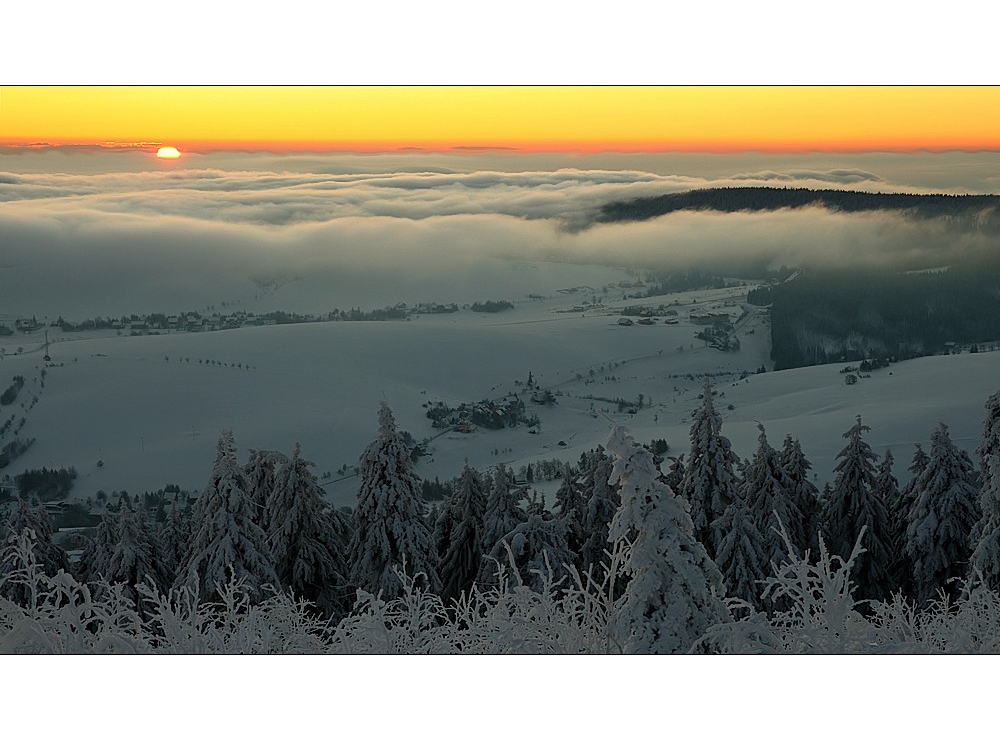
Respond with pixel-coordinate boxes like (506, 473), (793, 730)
(2, 86), (999, 153)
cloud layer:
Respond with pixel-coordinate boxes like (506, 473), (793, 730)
(2, 149), (999, 318)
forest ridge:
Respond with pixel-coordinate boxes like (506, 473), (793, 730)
(595, 187), (1000, 225)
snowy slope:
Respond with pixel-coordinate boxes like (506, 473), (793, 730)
(2, 268), (996, 510)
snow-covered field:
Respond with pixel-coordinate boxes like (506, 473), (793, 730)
(2, 261), (997, 508)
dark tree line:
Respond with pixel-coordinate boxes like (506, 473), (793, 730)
(754, 264), (1000, 370)
(596, 187), (1000, 225)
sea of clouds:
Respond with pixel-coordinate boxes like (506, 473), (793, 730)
(3, 148), (999, 318)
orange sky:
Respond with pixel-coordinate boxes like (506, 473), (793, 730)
(2, 86), (999, 153)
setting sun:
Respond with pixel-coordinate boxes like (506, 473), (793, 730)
(156, 146), (181, 159)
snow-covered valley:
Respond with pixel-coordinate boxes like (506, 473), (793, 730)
(2, 262), (996, 509)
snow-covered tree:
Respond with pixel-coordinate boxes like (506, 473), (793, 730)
(157, 493), (191, 580)
(679, 377), (739, 559)
(971, 391), (1000, 589)
(872, 449), (904, 591)
(664, 454), (685, 493)
(244, 449), (288, 532)
(712, 492), (769, 611)
(267, 442), (352, 617)
(779, 434), (821, 557)
(890, 444), (929, 598)
(105, 500), (171, 614)
(349, 402), (440, 599)
(0, 497), (69, 605)
(605, 423), (729, 654)
(553, 462), (588, 557)
(579, 447), (620, 575)
(823, 416), (892, 603)
(479, 513), (576, 594)
(176, 430), (279, 604)
(78, 506), (118, 586)
(437, 463), (488, 603)
(742, 425), (803, 569)
(906, 423), (982, 606)
(480, 464), (527, 557)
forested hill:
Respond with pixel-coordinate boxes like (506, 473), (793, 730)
(595, 187), (1000, 224)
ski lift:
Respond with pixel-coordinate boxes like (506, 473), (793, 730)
(43, 331), (51, 362)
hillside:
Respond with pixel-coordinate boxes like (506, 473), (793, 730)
(2, 268), (997, 511)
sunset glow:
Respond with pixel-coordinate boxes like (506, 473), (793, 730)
(3, 86), (1000, 154)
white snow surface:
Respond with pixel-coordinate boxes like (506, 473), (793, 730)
(2, 269), (998, 510)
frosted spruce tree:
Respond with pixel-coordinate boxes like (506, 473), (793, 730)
(480, 464), (527, 557)
(890, 444), (929, 598)
(742, 425), (803, 568)
(479, 513), (576, 594)
(553, 462), (587, 556)
(971, 391), (1000, 589)
(823, 416), (892, 602)
(605, 423), (729, 654)
(712, 492), (768, 612)
(244, 449), (288, 533)
(267, 442), (352, 617)
(779, 434), (822, 558)
(906, 423), (982, 606)
(157, 493), (192, 580)
(106, 500), (171, 614)
(437, 463), (488, 603)
(176, 430), (279, 604)
(349, 402), (440, 599)
(0, 497), (70, 605)
(872, 449), (905, 592)
(679, 377), (739, 559)
(664, 454), (685, 493)
(579, 446), (621, 575)
(78, 506), (118, 586)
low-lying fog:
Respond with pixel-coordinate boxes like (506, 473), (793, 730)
(3, 148), (999, 318)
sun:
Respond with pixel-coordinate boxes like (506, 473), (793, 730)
(156, 146), (181, 159)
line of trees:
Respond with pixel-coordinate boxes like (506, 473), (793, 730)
(4, 385), (1000, 652)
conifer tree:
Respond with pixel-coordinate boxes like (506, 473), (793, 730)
(679, 377), (739, 559)
(712, 492), (768, 611)
(664, 454), (685, 492)
(971, 391), (1000, 589)
(349, 402), (440, 599)
(244, 449), (288, 532)
(891, 445), (929, 598)
(0, 497), (70, 605)
(823, 416), (892, 602)
(605, 423), (729, 654)
(267, 442), (352, 616)
(872, 449), (904, 591)
(742, 425), (803, 568)
(77, 506), (118, 587)
(157, 493), (191, 580)
(177, 430), (279, 604)
(579, 446), (621, 574)
(480, 464), (527, 557)
(553, 462), (587, 557)
(106, 500), (170, 614)
(779, 434), (821, 557)
(479, 513), (576, 594)
(438, 463), (488, 603)
(906, 423), (982, 606)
